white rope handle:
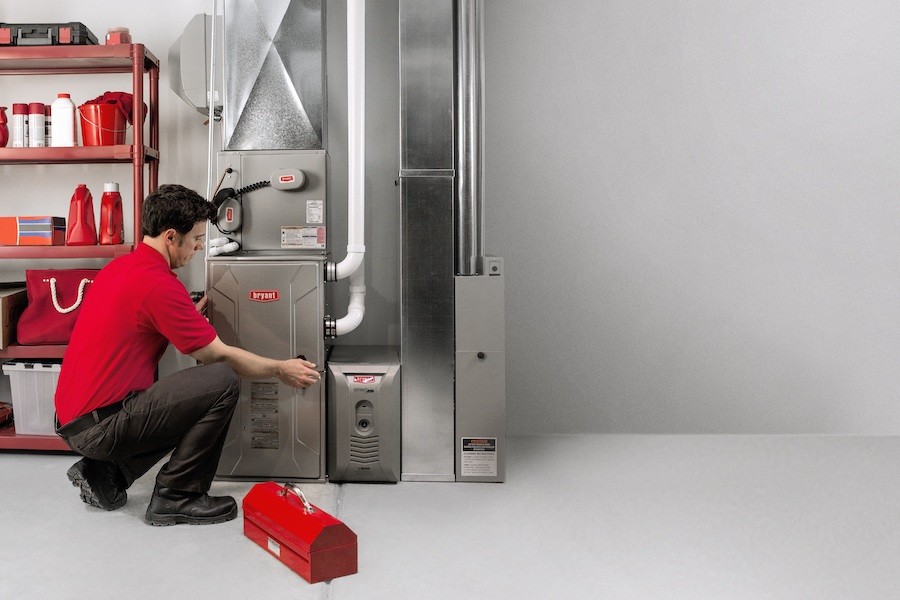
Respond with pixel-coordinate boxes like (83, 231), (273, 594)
(48, 277), (92, 314)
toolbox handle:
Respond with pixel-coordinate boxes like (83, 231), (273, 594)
(278, 482), (316, 514)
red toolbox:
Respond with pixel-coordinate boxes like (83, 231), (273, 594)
(0, 22), (98, 46)
(243, 482), (358, 584)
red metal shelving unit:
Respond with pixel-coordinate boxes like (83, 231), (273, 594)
(0, 43), (159, 451)
(0, 426), (69, 451)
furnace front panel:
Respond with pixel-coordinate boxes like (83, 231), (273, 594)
(209, 259), (325, 480)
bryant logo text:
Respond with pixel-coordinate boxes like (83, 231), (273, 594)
(249, 290), (280, 302)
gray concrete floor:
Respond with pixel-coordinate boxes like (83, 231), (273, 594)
(1, 435), (898, 599)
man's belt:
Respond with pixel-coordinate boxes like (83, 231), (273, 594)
(56, 401), (123, 438)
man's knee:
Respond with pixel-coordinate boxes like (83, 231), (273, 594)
(206, 362), (240, 405)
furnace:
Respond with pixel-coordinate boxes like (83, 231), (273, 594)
(169, 0), (505, 484)
(208, 150), (328, 480)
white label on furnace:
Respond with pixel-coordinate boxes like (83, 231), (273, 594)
(306, 200), (324, 224)
(282, 226), (325, 249)
(267, 538), (282, 557)
(250, 383), (279, 449)
(461, 437), (497, 477)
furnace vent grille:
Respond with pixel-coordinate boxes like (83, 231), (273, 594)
(350, 435), (380, 464)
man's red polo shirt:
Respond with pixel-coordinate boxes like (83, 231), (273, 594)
(54, 242), (217, 425)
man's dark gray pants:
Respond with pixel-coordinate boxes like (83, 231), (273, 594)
(59, 362), (240, 493)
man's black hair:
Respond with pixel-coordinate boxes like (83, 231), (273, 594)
(142, 184), (217, 237)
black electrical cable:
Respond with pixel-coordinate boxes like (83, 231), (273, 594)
(212, 180), (270, 235)
(236, 180), (270, 195)
(210, 167), (233, 203)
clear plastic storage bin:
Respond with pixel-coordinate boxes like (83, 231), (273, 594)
(2, 361), (60, 435)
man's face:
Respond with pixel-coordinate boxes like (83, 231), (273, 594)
(171, 222), (207, 269)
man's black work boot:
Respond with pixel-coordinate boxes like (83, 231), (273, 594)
(145, 484), (237, 526)
(66, 458), (127, 511)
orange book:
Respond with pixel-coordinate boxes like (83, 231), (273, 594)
(0, 216), (66, 245)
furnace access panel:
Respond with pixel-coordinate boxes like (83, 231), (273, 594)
(214, 149), (327, 255)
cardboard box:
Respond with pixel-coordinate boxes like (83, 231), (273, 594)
(0, 216), (66, 246)
(1, 361), (61, 435)
(0, 287), (27, 349)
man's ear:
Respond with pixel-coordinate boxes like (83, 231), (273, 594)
(164, 228), (178, 244)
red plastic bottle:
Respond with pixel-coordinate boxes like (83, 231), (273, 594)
(66, 184), (98, 245)
(99, 182), (124, 245)
(0, 106), (8, 148)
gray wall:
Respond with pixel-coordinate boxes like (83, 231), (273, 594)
(2, 1), (897, 435)
(484, 0), (900, 434)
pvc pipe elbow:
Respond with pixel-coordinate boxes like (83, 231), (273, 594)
(333, 286), (366, 336)
(335, 305), (365, 336)
(208, 241), (240, 256)
(327, 249), (365, 281)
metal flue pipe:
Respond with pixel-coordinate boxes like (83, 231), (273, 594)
(455, 0), (485, 276)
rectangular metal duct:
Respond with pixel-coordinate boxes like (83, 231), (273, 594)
(400, 0), (503, 483)
(223, 0), (325, 150)
(399, 0), (456, 482)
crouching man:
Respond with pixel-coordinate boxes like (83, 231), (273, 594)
(54, 184), (319, 525)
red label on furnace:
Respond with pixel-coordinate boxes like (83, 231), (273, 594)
(249, 290), (280, 302)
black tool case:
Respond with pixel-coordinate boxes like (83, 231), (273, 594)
(0, 22), (98, 46)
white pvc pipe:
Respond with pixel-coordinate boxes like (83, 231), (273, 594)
(347, 0), (365, 256)
(335, 261), (366, 335)
(335, 249), (364, 280)
(330, 0), (366, 335)
(331, 0), (366, 281)
(206, 0), (219, 202)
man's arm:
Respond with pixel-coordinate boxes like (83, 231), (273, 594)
(190, 336), (321, 389)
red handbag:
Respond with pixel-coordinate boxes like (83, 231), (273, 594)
(16, 269), (99, 345)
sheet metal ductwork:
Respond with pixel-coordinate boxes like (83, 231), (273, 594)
(223, 0), (324, 150)
(399, 0), (505, 482)
(168, 0), (504, 483)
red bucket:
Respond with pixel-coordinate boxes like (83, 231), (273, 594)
(78, 104), (127, 146)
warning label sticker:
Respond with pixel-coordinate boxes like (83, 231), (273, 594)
(306, 200), (324, 224)
(250, 382), (279, 449)
(461, 437), (497, 477)
(281, 226), (326, 249)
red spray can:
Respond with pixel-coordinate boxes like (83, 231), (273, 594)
(66, 184), (98, 245)
(99, 182), (124, 245)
